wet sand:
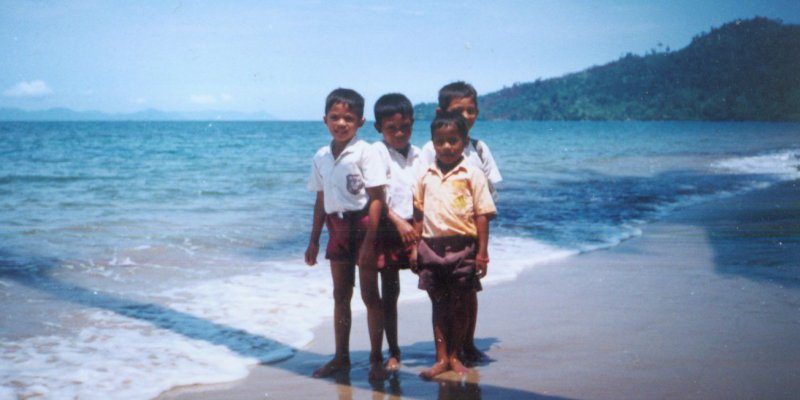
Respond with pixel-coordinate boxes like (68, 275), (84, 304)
(159, 181), (800, 400)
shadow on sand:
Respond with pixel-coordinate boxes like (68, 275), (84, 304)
(2, 253), (573, 400)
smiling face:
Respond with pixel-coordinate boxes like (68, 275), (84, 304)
(444, 96), (479, 130)
(323, 102), (365, 145)
(375, 112), (413, 151)
(432, 123), (466, 167)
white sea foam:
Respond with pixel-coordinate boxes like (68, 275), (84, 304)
(1, 236), (573, 400)
(712, 149), (800, 180)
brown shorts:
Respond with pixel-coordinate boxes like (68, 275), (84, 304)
(417, 236), (482, 292)
(376, 217), (414, 270)
(325, 210), (369, 264)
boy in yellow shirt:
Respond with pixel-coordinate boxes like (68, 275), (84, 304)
(412, 112), (496, 379)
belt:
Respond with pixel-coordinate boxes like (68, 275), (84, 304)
(329, 209), (368, 219)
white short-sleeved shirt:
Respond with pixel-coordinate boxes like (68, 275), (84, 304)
(308, 136), (388, 214)
(372, 141), (422, 220)
(420, 138), (502, 185)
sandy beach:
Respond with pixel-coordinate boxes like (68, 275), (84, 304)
(159, 180), (800, 400)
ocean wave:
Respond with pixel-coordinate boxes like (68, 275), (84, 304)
(711, 149), (800, 180)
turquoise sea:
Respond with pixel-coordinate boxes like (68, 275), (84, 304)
(1, 121), (799, 399)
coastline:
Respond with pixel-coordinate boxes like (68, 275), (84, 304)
(158, 180), (800, 400)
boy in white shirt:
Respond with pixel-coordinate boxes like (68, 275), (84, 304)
(419, 81), (501, 363)
(305, 88), (388, 380)
(371, 93), (421, 372)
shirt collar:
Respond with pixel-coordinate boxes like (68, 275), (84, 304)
(426, 157), (467, 179)
(330, 135), (360, 158)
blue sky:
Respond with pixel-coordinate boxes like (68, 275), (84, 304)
(2, 0), (799, 120)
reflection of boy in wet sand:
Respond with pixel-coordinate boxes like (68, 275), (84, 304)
(413, 112), (496, 379)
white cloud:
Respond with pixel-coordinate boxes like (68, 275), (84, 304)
(3, 80), (53, 98)
(190, 93), (234, 106)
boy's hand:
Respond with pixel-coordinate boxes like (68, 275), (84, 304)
(304, 243), (319, 266)
(409, 246), (419, 273)
(358, 241), (377, 269)
(396, 219), (420, 246)
(476, 260), (487, 278)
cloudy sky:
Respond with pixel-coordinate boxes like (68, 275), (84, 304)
(2, 0), (798, 120)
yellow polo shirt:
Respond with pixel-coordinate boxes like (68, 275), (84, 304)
(414, 160), (497, 238)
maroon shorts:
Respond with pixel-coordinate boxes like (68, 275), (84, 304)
(416, 236), (482, 292)
(376, 217), (414, 270)
(325, 210), (369, 264)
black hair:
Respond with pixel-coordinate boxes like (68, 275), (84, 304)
(325, 88), (365, 118)
(437, 81), (478, 110)
(430, 111), (468, 139)
(373, 93), (413, 125)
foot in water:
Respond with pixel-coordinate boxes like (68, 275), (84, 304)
(449, 356), (471, 376)
(312, 357), (351, 378)
(368, 360), (388, 381)
(462, 345), (489, 364)
(419, 360), (449, 380)
(384, 355), (400, 372)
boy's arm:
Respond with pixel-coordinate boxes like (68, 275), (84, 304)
(475, 214), (490, 278)
(357, 186), (385, 268)
(386, 207), (419, 245)
(304, 191), (325, 266)
(409, 207), (424, 272)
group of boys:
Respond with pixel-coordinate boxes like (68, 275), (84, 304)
(304, 82), (502, 381)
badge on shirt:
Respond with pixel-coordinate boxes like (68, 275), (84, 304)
(346, 174), (364, 194)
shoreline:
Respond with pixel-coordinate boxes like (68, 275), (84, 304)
(158, 180), (800, 399)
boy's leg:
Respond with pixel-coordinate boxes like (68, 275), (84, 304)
(420, 287), (451, 380)
(313, 260), (354, 378)
(463, 291), (487, 362)
(359, 265), (386, 380)
(448, 288), (471, 375)
(380, 268), (401, 371)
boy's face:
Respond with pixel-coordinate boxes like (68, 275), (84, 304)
(375, 113), (413, 150)
(324, 102), (364, 144)
(432, 124), (466, 166)
(444, 96), (478, 130)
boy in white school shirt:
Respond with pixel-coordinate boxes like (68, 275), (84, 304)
(370, 93), (422, 372)
(305, 88), (389, 380)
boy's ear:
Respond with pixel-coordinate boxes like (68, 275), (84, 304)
(435, 107), (443, 116)
(358, 117), (365, 128)
(374, 121), (382, 133)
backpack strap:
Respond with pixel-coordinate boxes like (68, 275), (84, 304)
(470, 138), (485, 163)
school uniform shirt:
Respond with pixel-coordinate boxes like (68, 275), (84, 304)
(414, 159), (497, 239)
(420, 138), (502, 185)
(308, 136), (388, 214)
(372, 141), (422, 220)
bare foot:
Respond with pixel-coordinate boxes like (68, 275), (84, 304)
(462, 345), (488, 363)
(419, 360), (449, 380)
(449, 356), (471, 376)
(368, 361), (388, 381)
(312, 357), (351, 378)
(384, 355), (400, 372)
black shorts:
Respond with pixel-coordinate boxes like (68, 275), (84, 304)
(416, 236), (482, 292)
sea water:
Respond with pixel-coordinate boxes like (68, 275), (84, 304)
(1, 121), (798, 399)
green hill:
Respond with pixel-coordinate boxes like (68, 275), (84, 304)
(415, 17), (800, 121)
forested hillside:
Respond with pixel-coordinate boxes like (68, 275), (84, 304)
(415, 18), (800, 121)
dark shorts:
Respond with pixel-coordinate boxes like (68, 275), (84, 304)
(376, 217), (414, 270)
(325, 210), (369, 264)
(417, 236), (482, 292)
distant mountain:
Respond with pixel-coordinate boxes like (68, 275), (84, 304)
(0, 107), (275, 121)
(415, 17), (800, 121)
